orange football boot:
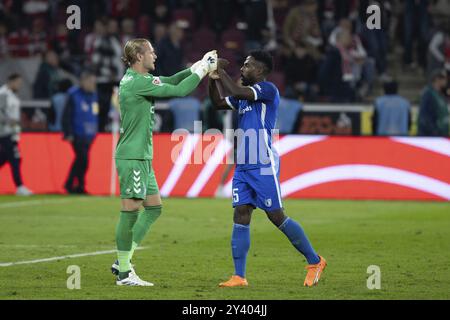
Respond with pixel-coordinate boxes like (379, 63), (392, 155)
(304, 255), (327, 287)
(219, 275), (249, 287)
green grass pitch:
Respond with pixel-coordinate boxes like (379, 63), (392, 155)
(0, 195), (449, 300)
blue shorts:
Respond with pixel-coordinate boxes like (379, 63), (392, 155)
(232, 168), (283, 211)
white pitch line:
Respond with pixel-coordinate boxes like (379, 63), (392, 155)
(0, 197), (101, 209)
(0, 199), (71, 209)
(0, 247), (146, 267)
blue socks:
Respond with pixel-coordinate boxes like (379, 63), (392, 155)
(279, 217), (320, 265)
(231, 223), (250, 278)
(230, 218), (318, 278)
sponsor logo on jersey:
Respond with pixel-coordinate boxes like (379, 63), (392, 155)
(152, 77), (163, 86)
(239, 106), (253, 115)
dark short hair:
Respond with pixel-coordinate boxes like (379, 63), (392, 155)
(384, 81), (398, 95)
(7, 73), (21, 82)
(430, 69), (447, 83)
(249, 50), (273, 75)
(80, 69), (96, 80)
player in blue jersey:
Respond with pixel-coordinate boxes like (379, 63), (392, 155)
(208, 51), (326, 287)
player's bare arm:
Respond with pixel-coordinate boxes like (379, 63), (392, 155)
(217, 67), (255, 101)
(208, 77), (230, 110)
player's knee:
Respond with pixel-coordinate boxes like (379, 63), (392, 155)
(121, 199), (142, 212)
(234, 205), (252, 225)
(266, 209), (286, 227)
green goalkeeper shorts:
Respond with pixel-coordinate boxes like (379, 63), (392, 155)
(116, 159), (159, 200)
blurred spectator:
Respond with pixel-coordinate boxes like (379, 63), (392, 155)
(372, 81), (411, 136)
(418, 69), (449, 136)
(318, 0), (357, 40)
(403, 0), (430, 70)
(153, 22), (168, 45)
(318, 29), (356, 102)
(169, 97), (201, 132)
(48, 79), (73, 132)
(155, 21), (185, 76)
(29, 18), (47, 56)
(283, 0), (323, 61)
(277, 97), (303, 134)
(23, 0), (49, 20)
(108, 18), (120, 38)
(120, 18), (135, 47)
(50, 23), (72, 72)
(0, 22), (9, 58)
(33, 50), (61, 99)
(153, 2), (171, 25)
(62, 70), (99, 194)
(6, 27), (29, 57)
(329, 18), (376, 98)
(427, 21), (450, 79)
(84, 19), (107, 61)
(282, 42), (319, 101)
(0, 73), (33, 196)
(110, 0), (140, 19)
(429, 0), (450, 29)
(357, 0), (391, 80)
(243, 0), (268, 51)
(206, 0), (234, 34)
(92, 18), (123, 132)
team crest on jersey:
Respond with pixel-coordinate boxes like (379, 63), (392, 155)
(152, 77), (163, 86)
(265, 198), (272, 207)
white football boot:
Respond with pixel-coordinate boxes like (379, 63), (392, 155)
(116, 272), (154, 287)
(16, 185), (33, 196)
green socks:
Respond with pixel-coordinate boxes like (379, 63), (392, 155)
(116, 206), (162, 279)
(115, 210), (138, 278)
(129, 205), (162, 261)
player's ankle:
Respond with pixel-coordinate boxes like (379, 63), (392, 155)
(118, 270), (131, 280)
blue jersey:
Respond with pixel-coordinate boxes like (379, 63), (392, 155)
(66, 86), (99, 139)
(225, 81), (280, 172)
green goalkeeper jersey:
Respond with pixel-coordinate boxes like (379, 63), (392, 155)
(115, 67), (201, 160)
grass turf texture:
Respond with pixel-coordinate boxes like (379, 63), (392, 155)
(0, 195), (449, 300)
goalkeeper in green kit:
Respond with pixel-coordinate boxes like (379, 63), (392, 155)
(111, 39), (218, 286)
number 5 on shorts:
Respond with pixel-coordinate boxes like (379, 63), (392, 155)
(232, 188), (239, 203)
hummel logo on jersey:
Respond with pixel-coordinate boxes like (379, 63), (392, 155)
(265, 198), (272, 207)
(239, 106), (253, 115)
(254, 84), (262, 92)
(133, 170), (142, 194)
(121, 75), (133, 84)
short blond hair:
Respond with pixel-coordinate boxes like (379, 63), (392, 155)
(122, 39), (150, 67)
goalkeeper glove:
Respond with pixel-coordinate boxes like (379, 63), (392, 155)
(202, 50), (218, 73)
(191, 60), (209, 79)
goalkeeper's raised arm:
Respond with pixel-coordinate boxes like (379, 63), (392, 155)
(121, 39), (218, 98)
